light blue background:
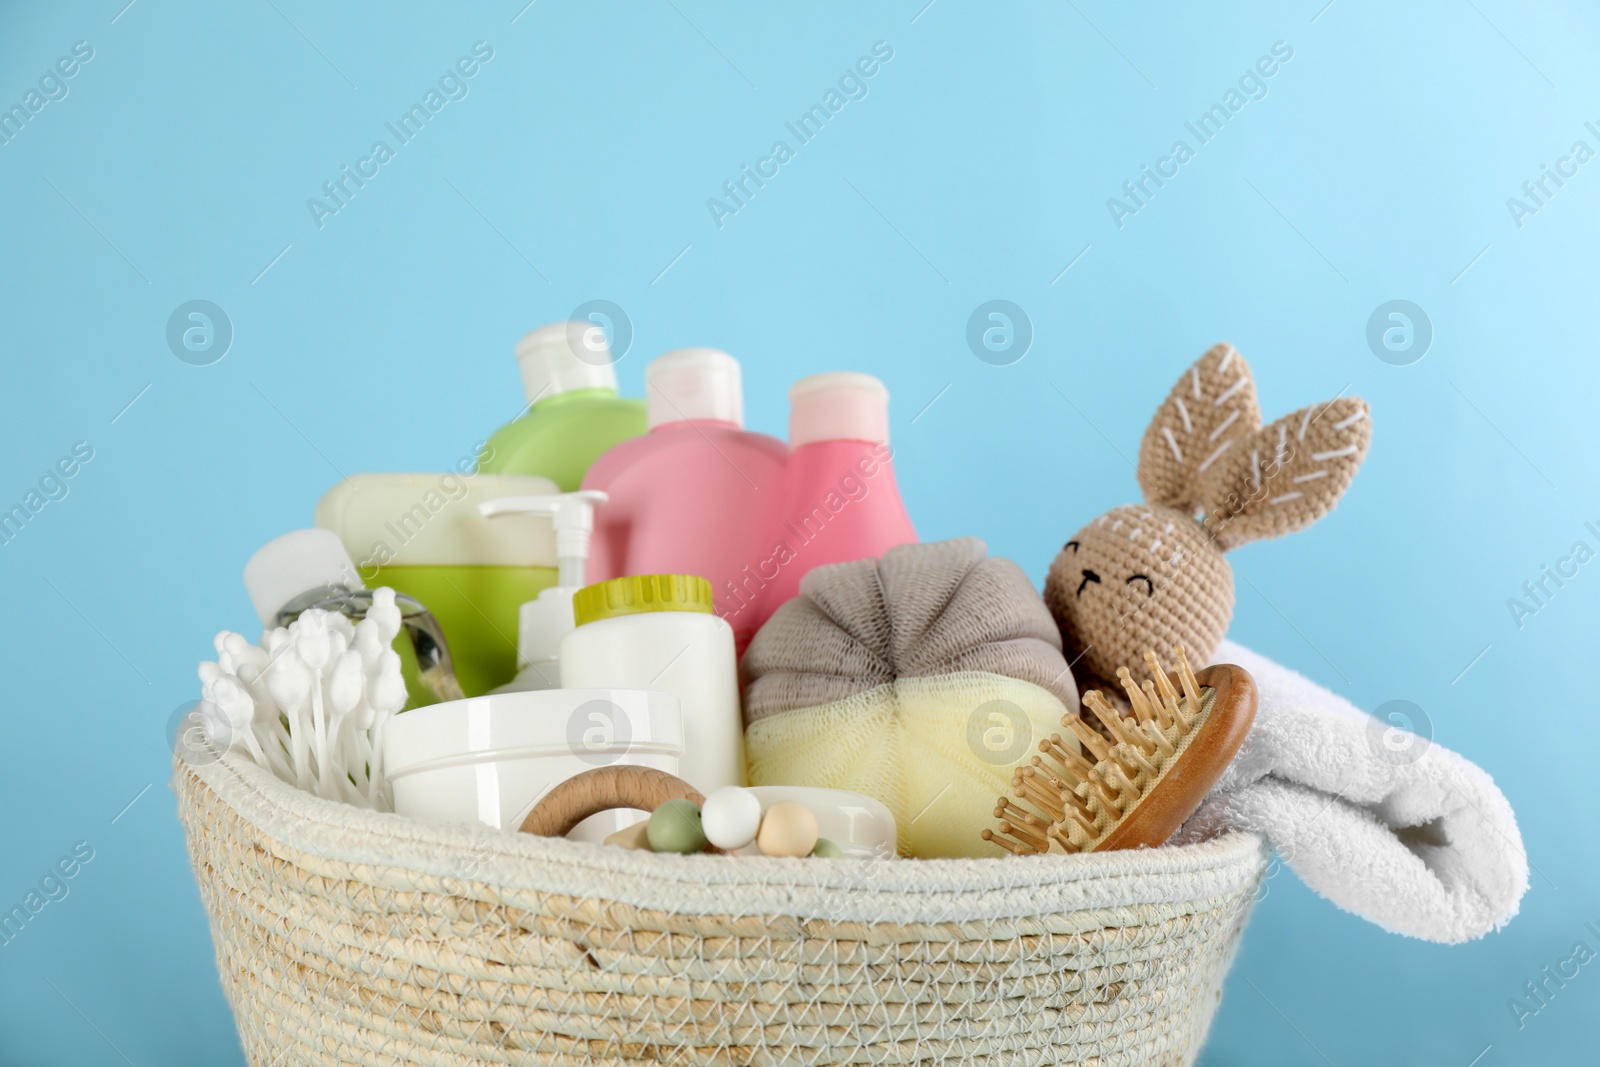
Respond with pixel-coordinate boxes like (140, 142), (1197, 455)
(1, 1), (1595, 1063)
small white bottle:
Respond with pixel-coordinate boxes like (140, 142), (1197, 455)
(559, 574), (744, 792)
(478, 490), (608, 693)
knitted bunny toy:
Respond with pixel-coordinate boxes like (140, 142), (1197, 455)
(1045, 343), (1371, 694)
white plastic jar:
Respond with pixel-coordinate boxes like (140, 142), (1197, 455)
(559, 574), (744, 792)
(383, 687), (683, 842)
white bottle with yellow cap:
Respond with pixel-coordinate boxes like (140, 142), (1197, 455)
(558, 574), (744, 792)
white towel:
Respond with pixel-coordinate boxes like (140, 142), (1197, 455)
(1172, 639), (1528, 944)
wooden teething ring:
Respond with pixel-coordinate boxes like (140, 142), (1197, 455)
(518, 765), (705, 838)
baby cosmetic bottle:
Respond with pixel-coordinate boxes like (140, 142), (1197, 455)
(314, 472), (563, 696)
(559, 574), (744, 793)
(476, 321), (648, 491)
(581, 348), (788, 652)
(749, 372), (918, 634)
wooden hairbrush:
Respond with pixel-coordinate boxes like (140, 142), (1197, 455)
(982, 646), (1256, 855)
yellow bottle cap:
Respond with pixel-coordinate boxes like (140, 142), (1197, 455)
(572, 574), (715, 627)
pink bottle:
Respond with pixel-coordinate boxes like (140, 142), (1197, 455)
(739, 372), (917, 635)
(583, 348), (788, 652)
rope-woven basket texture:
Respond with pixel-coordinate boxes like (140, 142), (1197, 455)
(175, 748), (1268, 1067)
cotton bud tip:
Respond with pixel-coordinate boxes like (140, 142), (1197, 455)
(368, 649), (407, 715)
(266, 649), (312, 712)
(369, 587), (402, 643)
(352, 618), (385, 663)
(234, 644), (268, 681)
(329, 650), (365, 714)
(293, 611), (334, 671)
(207, 675), (254, 729)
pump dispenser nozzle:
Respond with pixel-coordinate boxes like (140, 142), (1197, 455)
(478, 490), (609, 691)
(480, 490), (606, 588)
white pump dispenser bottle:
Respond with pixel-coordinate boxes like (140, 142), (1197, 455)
(478, 490), (608, 692)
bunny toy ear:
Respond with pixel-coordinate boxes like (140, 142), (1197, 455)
(1137, 343), (1262, 514)
(1197, 395), (1371, 551)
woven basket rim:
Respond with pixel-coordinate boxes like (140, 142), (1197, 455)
(179, 746), (1268, 924)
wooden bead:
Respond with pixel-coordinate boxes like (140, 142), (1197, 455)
(756, 801), (818, 858)
(701, 786), (762, 850)
(646, 799), (708, 854)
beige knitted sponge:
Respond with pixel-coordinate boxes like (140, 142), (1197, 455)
(743, 538), (1078, 858)
(1046, 343), (1371, 692)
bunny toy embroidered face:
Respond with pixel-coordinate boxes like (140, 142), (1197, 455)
(1045, 343), (1372, 693)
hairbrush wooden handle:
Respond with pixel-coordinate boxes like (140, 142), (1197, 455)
(518, 766), (705, 838)
(1097, 662), (1256, 851)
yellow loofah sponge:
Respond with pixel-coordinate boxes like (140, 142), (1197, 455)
(746, 672), (1072, 858)
(742, 538), (1079, 858)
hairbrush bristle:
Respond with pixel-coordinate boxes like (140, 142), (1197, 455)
(986, 645), (1215, 855)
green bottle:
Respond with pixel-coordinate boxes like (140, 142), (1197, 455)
(477, 321), (647, 491)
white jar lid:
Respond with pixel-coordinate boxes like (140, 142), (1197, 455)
(243, 528), (362, 628)
(384, 687), (683, 778)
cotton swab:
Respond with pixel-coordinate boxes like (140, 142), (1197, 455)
(195, 600), (408, 809)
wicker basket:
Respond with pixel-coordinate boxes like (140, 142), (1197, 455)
(175, 748), (1268, 1066)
